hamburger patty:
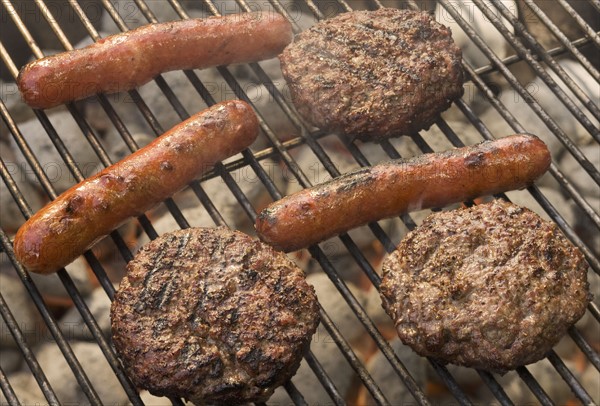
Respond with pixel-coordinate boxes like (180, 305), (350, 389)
(111, 227), (319, 404)
(379, 200), (590, 372)
(279, 8), (464, 141)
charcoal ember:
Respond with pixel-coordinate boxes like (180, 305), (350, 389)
(8, 110), (102, 194)
(58, 286), (112, 341)
(0, 272), (43, 348)
(358, 337), (428, 405)
(0, 349), (22, 374)
(32, 341), (129, 405)
(0, 372), (45, 405)
(1, 139), (44, 234)
(434, 0), (517, 70)
(491, 359), (582, 406)
(497, 60), (598, 160)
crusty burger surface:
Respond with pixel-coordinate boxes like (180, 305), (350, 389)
(280, 8), (464, 141)
(380, 200), (590, 372)
(111, 227), (320, 405)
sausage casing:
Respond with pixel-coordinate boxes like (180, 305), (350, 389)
(13, 100), (259, 274)
(255, 134), (551, 252)
(18, 12), (293, 109)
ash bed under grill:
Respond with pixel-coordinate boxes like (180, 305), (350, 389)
(0, 1), (598, 405)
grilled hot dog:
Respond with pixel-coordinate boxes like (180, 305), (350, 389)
(18, 12), (292, 109)
(255, 134), (551, 252)
(13, 100), (259, 274)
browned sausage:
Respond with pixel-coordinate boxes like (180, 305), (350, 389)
(13, 100), (259, 274)
(255, 134), (551, 252)
(18, 12), (292, 109)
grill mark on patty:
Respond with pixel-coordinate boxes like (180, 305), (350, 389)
(134, 248), (168, 312)
(136, 231), (192, 311)
(155, 230), (191, 309)
(189, 279), (210, 336)
(307, 26), (422, 84)
(155, 275), (179, 310)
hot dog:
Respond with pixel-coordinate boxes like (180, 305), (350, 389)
(255, 134), (551, 252)
(13, 100), (259, 274)
(18, 12), (292, 109)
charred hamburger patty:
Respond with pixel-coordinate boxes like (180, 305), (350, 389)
(111, 227), (319, 405)
(380, 200), (590, 372)
(279, 8), (464, 141)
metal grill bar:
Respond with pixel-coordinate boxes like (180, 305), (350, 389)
(455, 67), (600, 231)
(213, 32), (437, 406)
(438, 1), (600, 187)
(0, 4), (188, 405)
(0, 230), (102, 405)
(1, 0), (157, 278)
(283, 380), (309, 406)
(303, 350), (345, 406)
(568, 327), (600, 371)
(0, 0), (598, 405)
(459, 62), (600, 266)
(473, 34), (595, 81)
(0, 367), (19, 406)
(557, 0), (600, 45)
(344, 57), (596, 406)
(547, 350), (595, 404)
(477, 371), (513, 406)
(214, 5), (471, 402)
(56, 265), (144, 405)
(206, 3), (446, 402)
(1, 111), (144, 406)
(270, 2), (596, 402)
(199, 25), (405, 406)
(515, 366), (554, 406)
(0, 286), (58, 404)
(316, 303), (392, 406)
(483, 0), (600, 129)
(0, 102), (113, 406)
(522, 0), (599, 81)
(170, 6), (436, 404)
(61, 1), (369, 404)
(169, 395), (186, 406)
(33, 0), (74, 51)
(152, 8), (374, 406)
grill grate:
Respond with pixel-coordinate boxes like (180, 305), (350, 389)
(0, 1), (598, 405)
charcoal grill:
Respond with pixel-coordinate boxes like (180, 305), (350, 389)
(0, 0), (598, 405)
